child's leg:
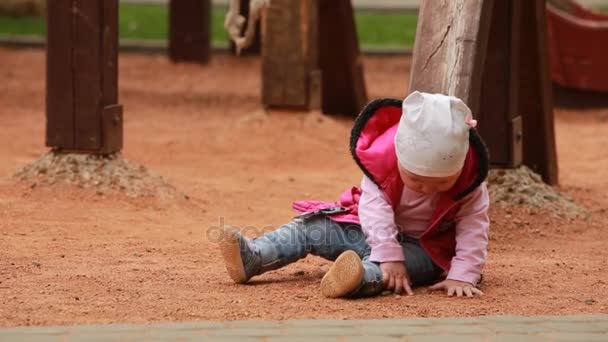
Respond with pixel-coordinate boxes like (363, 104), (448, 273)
(320, 251), (384, 298)
(400, 236), (444, 287)
(219, 215), (370, 284)
(321, 236), (442, 298)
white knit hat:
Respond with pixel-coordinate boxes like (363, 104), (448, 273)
(394, 91), (474, 178)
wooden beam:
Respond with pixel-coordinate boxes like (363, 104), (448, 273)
(262, 0), (320, 109)
(410, 0), (557, 183)
(101, 0), (123, 154)
(46, 0), (74, 149)
(73, 0), (103, 151)
(409, 0), (494, 116)
(477, 0), (524, 168)
(518, 0), (558, 184)
(46, 0), (122, 154)
(318, 0), (367, 117)
(169, 0), (211, 64)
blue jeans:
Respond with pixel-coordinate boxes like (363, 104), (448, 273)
(252, 214), (443, 297)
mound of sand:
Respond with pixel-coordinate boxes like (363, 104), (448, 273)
(487, 166), (590, 219)
(14, 151), (182, 199)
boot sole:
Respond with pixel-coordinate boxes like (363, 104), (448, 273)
(219, 229), (248, 284)
(320, 250), (364, 298)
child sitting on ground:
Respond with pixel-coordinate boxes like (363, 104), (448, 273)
(219, 91), (490, 298)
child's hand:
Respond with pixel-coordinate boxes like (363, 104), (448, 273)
(380, 262), (413, 295)
(429, 279), (484, 297)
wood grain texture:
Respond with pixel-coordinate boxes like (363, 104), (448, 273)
(318, 0), (367, 117)
(409, 0), (494, 115)
(46, 0), (75, 149)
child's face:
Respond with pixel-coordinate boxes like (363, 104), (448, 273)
(399, 166), (462, 195)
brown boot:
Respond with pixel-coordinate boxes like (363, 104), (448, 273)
(320, 250), (365, 298)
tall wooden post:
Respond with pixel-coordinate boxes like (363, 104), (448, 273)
(518, 0), (558, 184)
(169, 0), (211, 63)
(318, 0), (368, 116)
(478, 0), (523, 169)
(262, 0), (321, 110)
(478, 0), (558, 184)
(46, 0), (123, 154)
(410, 0), (558, 184)
(409, 0), (494, 116)
(262, 0), (367, 115)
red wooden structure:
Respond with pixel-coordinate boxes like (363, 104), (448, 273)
(546, 2), (608, 92)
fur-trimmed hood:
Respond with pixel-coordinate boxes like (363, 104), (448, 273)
(350, 98), (489, 207)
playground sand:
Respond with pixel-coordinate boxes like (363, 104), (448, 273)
(0, 47), (607, 326)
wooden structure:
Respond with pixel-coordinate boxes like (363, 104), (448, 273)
(262, 0), (367, 116)
(546, 1), (608, 92)
(262, 0), (322, 110)
(410, 0), (558, 184)
(318, 0), (368, 116)
(46, 0), (123, 154)
(169, 0), (211, 63)
(44, 0), (558, 184)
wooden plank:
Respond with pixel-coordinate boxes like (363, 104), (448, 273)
(262, 0), (301, 106)
(304, 0), (321, 110)
(318, 0), (367, 116)
(409, 0), (494, 115)
(169, 0), (211, 64)
(46, 0), (74, 149)
(102, 0), (119, 107)
(518, 0), (558, 184)
(46, 0), (122, 154)
(101, 0), (122, 153)
(230, 0), (262, 55)
(507, 0), (524, 167)
(477, 0), (515, 166)
(262, 0), (316, 108)
(100, 105), (123, 154)
(73, 0), (102, 151)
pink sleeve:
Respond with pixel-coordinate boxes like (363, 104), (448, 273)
(447, 182), (490, 285)
(358, 176), (404, 263)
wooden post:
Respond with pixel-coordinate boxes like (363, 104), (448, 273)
(478, 0), (557, 183)
(262, 0), (321, 110)
(518, 0), (558, 184)
(46, 0), (123, 154)
(410, 0), (558, 184)
(230, 0), (262, 55)
(318, 0), (367, 117)
(409, 0), (494, 116)
(169, 0), (211, 63)
(478, 0), (523, 168)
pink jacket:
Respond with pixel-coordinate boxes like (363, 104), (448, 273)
(293, 98), (490, 284)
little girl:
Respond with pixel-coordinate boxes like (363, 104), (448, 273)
(219, 91), (490, 298)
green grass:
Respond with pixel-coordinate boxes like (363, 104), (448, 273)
(0, 4), (417, 48)
(355, 10), (417, 48)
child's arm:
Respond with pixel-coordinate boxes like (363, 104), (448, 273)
(430, 183), (490, 297)
(359, 176), (404, 263)
(448, 182), (490, 285)
(359, 176), (413, 294)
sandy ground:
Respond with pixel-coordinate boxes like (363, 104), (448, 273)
(0, 47), (607, 327)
